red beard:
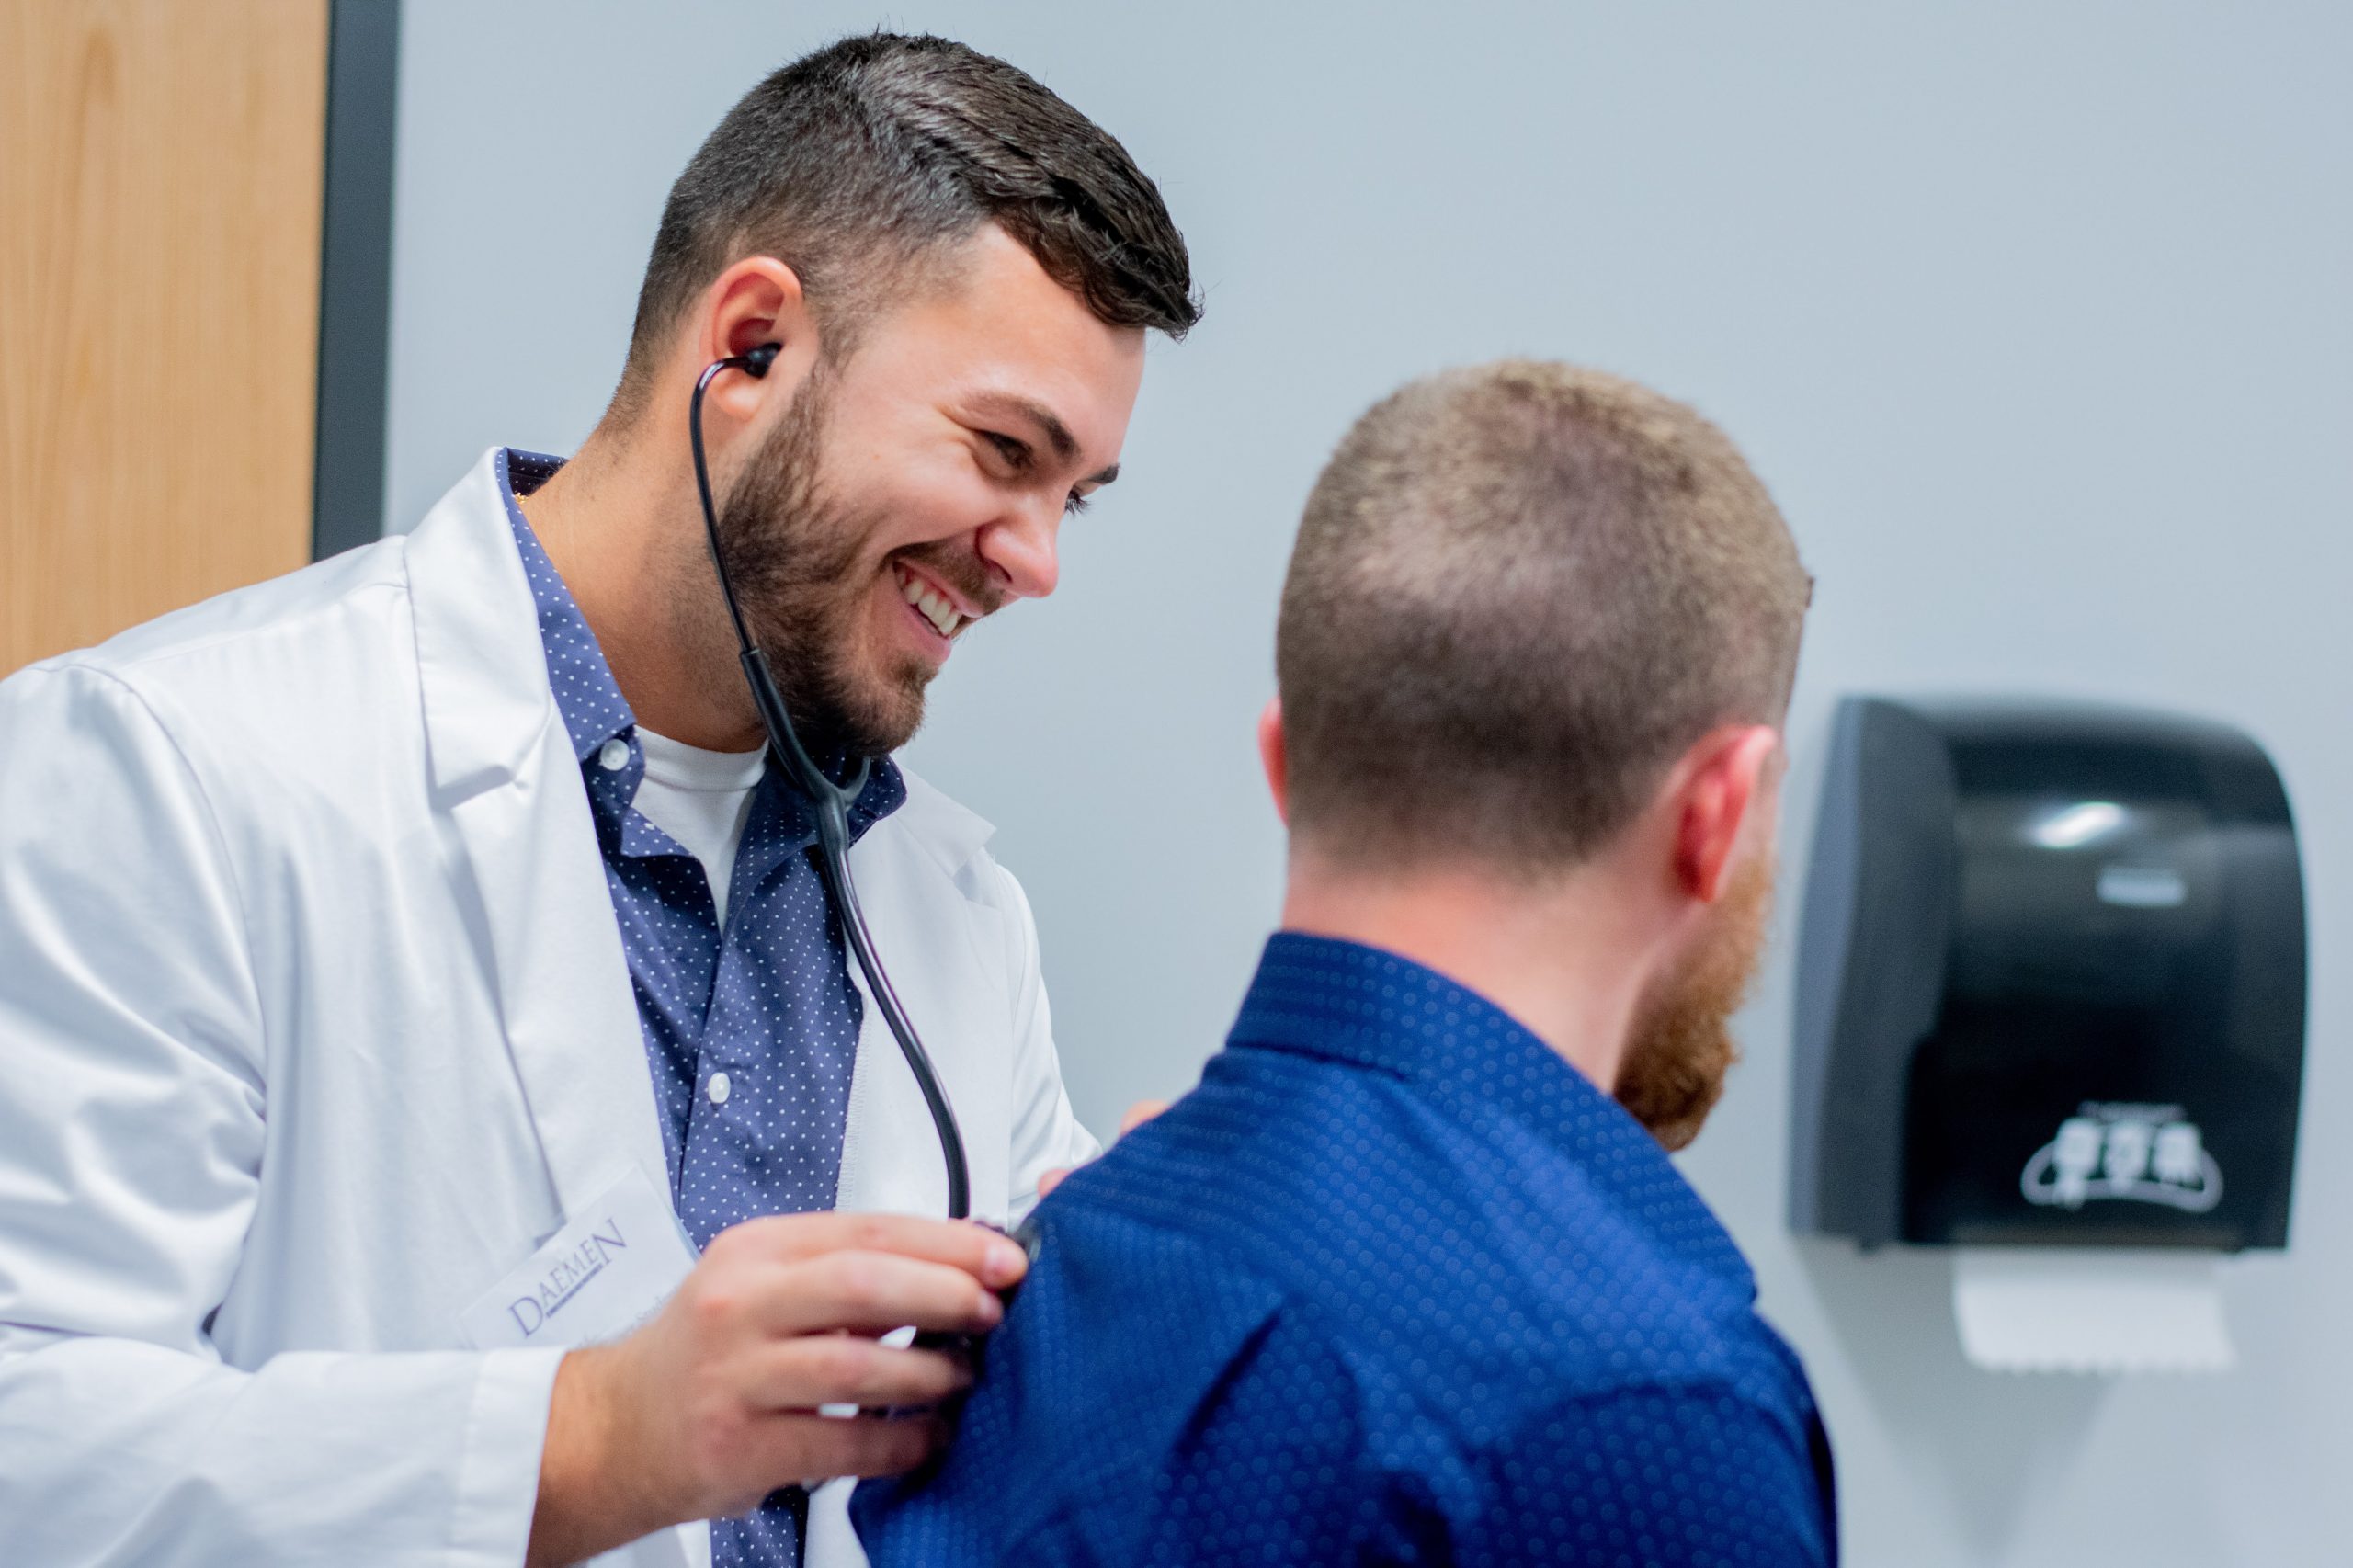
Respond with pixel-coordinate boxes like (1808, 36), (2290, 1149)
(1614, 851), (1775, 1152)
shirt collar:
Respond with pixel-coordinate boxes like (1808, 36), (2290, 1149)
(1227, 931), (1755, 1288)
(500, 448), (633, 762)
(495, 447), (906, 843)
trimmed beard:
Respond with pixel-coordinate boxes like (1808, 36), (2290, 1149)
(709, 366), (931, 759)
(1614, 850), (1776, 1152)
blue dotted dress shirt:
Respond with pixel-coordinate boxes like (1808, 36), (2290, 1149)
(854, 932), (1838, 1567)
(502, 449), (904, 1567)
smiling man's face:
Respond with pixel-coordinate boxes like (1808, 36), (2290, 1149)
(713, 224), (1145, 757)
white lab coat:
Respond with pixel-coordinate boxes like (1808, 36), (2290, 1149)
(0, 449), (1098, 1568)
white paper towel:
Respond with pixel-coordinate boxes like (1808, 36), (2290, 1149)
(1953, 1247), (2234, 1374)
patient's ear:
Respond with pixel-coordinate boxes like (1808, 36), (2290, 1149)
(1670, 723), (1780, 903)
(1257, 697), (1290, 825)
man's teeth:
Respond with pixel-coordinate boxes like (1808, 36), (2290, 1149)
(897, 569), (963, 637)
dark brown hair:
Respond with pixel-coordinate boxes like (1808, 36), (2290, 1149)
(617, 33), (1197, 410)
(1277, 360), (1810, 872)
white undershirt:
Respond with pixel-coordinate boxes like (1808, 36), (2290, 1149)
(631, 728), (767, 926)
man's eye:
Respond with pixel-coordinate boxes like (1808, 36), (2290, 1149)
(985, 432), (1031, 471)
(1064, 490), (1094, 517)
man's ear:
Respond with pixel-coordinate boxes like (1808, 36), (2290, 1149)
(1670, 724), (1780, 903)
(697, 256), (814, 422)
(1257, 697), (1289, 825)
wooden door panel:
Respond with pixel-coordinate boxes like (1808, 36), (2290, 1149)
(1, 0), (330, 676)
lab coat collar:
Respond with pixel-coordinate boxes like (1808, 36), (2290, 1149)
(405, 449), (557, 803)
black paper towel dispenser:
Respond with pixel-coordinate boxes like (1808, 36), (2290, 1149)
(1789, 697), (2305, 1252)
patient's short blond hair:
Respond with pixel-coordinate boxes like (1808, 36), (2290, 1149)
(1277, 359), (1810, 872)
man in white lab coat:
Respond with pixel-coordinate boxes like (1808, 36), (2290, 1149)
(0, 33), (1197, 1568)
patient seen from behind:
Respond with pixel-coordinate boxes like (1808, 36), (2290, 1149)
(855, 360), (1834, 1565)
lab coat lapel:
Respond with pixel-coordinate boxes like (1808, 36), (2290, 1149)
(832, 776), (1013, 1224)
(406, 450), (669, 1224)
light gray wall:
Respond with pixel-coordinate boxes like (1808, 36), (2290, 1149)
(385, 6), (2353, 1563)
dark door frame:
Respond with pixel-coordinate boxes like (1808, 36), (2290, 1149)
(311, 0), (401, 559)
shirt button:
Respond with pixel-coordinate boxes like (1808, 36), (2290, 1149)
(597, 738), (631, 771)
(708, 1071), (732, 1106)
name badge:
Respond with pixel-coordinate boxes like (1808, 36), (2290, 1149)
(461, 1165), (699, 1351)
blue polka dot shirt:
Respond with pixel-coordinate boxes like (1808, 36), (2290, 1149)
(501, 449), (904, 1567)
(854, 933), (1838, 1567)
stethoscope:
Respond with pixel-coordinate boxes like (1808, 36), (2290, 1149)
(688, 344), (972, 1221)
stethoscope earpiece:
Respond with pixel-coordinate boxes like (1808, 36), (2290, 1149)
(742, 341), (780, 378)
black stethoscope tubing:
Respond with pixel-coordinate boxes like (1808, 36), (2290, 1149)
(688, 347), (973, 1221)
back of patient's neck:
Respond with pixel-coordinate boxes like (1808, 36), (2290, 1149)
(1278, 853), (1663, 1094)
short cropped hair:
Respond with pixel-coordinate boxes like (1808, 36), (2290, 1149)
(1277, 360), (1810, 872)
(617, 33), (1198, 410)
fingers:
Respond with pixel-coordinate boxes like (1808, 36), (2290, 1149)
(709, 1412), (948, 1511)
(720, 1212), (1027, 1291)
(1036, 1165), (1070, 1199)
(757, 1412), (949, 1483)
(744, 1335), (972, 1414)
(752, 1250), (1006, 1337)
